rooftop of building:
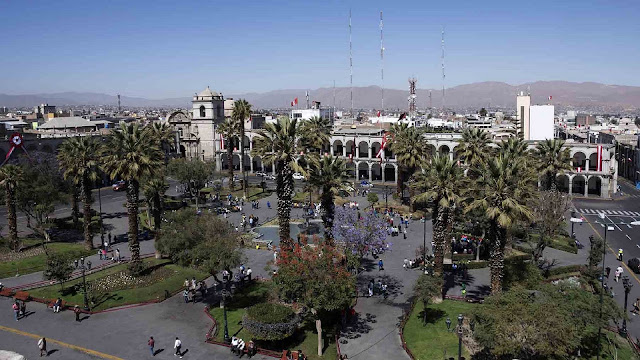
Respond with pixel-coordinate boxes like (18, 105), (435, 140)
(38, 116), (97, 129)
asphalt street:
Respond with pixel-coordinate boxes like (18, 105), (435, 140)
(573, 179), (640, 342)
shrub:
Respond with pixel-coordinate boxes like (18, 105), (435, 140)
(544, 264), (584, 278)
(243, 303), (299, 341)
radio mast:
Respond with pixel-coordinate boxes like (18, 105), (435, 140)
(349, 9), (354, 121)
(441, 26), (446, 112)
(380, 11), (384, 114)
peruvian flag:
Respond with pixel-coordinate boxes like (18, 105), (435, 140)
(220, 133), (225, 149)
(577, 167), (582, 173)
(290, 101), (294, 107)
(377, 110), (381, 117)
(597, 145), (603, 172)
(294, 97), (298, 105)
(548, 95), (552, 101)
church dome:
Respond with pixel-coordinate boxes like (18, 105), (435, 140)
(198, 86), (219, 97)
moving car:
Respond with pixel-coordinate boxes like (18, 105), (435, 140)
(293, 173), (305, 180)
(360, 180), (374, 188)
(264, 174), (276, 180)
(112, 181), (126, 191)
(255, 171), (267, 177)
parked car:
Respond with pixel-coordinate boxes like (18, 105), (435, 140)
(360, 180), (374, 188)
(293, 172), (305, 180)
(112, 181), (126, 191)
(264, 174), (276, 180)
(255, 171), (267, 177)
(628, 258), (640, 274)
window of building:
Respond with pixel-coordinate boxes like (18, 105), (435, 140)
(293, 113), (302, 119)
(200, 105), (206, 118)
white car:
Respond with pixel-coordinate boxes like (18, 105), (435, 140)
(255, 171), (267, 177)
(292, 173), (305, 180)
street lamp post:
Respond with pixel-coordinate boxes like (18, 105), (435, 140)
(98, 185), (104, 244)
(221, 280), (231, 344)
(422, 216), (427, 274)
(79, 257), (89, 311)
(597, 213), (614, 360)
(621, 276), (633, 337)
(457, 314), (463, 360)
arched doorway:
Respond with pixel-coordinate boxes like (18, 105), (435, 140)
(572, 175), (586, 196)
(572, 152), (586, 170)
(439, 145), (450, 157)
(345, 140), (355, 158)
(588, 153), (598, 171)
(588, 176), (602, 197)
(358, 141), (369, 158)
(384, 164), (396, 183)
(333, 140), (344, 157)
(557, 174), (570, 193)
(357, 162), (369, 181)
(371, 163), (382, 181)
(253, 156), (264, 173)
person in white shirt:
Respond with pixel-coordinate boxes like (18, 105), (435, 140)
(231, 336), (239, 354)
(236, 338), (245, 355)
(246, 268), (253, 281)
(174, 337), (183, 358)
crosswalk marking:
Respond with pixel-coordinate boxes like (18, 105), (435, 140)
(579, 209), (640, 217)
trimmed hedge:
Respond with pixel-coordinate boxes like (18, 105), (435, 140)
(543, 264), (584, 278)
(243, 303), (299, 341)
(452, 253), (475, 261)
(246, 303), (294, 324)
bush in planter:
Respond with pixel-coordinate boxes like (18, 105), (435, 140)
(243, 303), (299, 341)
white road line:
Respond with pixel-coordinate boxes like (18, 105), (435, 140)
(627, 234), (632, 240)
(628, 224), (633, 229)
(623, 211), (631, 215)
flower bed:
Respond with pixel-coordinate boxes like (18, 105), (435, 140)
(88, 266), (175, 294)
(243, 303), (299, 340)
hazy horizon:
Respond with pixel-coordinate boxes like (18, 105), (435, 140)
(2, 1), (639, 98)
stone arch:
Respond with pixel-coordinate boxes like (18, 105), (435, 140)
(199, 105), (206, 118)
(426, 144), (437, 158)
(345, 140), (355, 158)
(243, 135), (250, 150)
(357, 162), (369, 180)
(358, 141), (369, 158)
(556, 174), (570, 193)
(572, 174), (587, 196)
(371, 162), (382, 181)
(371, 142), (382, 159)
(321, 141), (331, 155)
(179, 144), (186, 158)
(243, 154), (251, 171)
(333, 140), (344, 156)
(588, 152), (598, 171)
(439, 144), (450, 156)
(588, 176), (602, 197)
(384, 163), (396, 182)
(252, 156), (264, 173)
(572, 151), (586, 170)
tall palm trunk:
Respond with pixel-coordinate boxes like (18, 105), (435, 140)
(227, 138), (234, 190)
(81, 176), (94, 250)
(277, 161), (294, 249)
(71, 185), (80, 227)
(320, 188), (335, 244)
(5, 181), (19, 251)
(488, 221), (505, 294)
(126, 180), (143, 274)
(241, 126), (248, 199)
(152, 192), (162, 231)
(432, 205), (447, 275)
(396, 167), (405, 198)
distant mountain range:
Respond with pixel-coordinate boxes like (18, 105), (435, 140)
(2, 81), (640, 111)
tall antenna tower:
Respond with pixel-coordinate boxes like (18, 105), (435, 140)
(349, 9), (354, 121)
(429, 90), (432, 110)
(333, 80), (336, 119)
(380, 10), (384, 113)
(408, 78), (417, 116)
(117, 94), (121, 114)
(441, 26), (446, 112)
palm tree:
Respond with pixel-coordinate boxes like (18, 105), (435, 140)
(149, 122), (174, 159)
(142, 175), (168, 232)
(217, 118), (241, 190)
(57, 137), (101, 250)
(467, 155), (533, 294)
(412, 155), (467, 275)
(251, 118), (311, 249)
(456, 128), (492, 177)
(58, 141), (81, 228)
(536, 139), (572, 191)
(389, 124), (428, 198)
(308, 156), (351, 243)
(0, 165), (23, 251)
(301, 116), (332, 153)
(102, 123), (164, 274)
(232, 99), (252, 199)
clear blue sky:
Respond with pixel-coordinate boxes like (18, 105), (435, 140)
(1, 0), (639, 98)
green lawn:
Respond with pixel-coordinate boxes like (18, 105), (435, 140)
(591, 331), (639, 360)
(0, 242), (93, 278)
(29, 258), (208, 311)
(403, 300), (477, 360)
(209, 282), (337, 359)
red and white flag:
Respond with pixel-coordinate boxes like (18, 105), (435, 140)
(294, 97), (298, 105)
(596, 145), (603, 172)
(577, 167), (582, 173)
(377, 110), (381, 117)
(220, 133), (225, 149)
(548, 95), (552, 101)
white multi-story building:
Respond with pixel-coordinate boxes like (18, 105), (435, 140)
(529, 105), (554, 140)
(516, 91), (531, 139)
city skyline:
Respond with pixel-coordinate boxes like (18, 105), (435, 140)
(1, 0), (639, 99)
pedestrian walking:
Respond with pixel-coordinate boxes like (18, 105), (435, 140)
(368, 280), (374, 297)
(267, 201), (271, 209)
(148, 336), (155, 356)
(115, 248), (121, 262)
(273, 250), (278, 262)
(615, 266), (624, 282)
(605, 266), (611, 278)
(19, 300), (26, 317)
(378, 258), (384, 271)
(74, 305), (81, 322)
(38, 337), (47, 357)
(174, 337), (183, 358)
(98, 248), (103, 260)
(618, 248), (624, 261)
(12, 301), (19, 321)
(403, 228), (407, 239)
(183, 289), (190, 303)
